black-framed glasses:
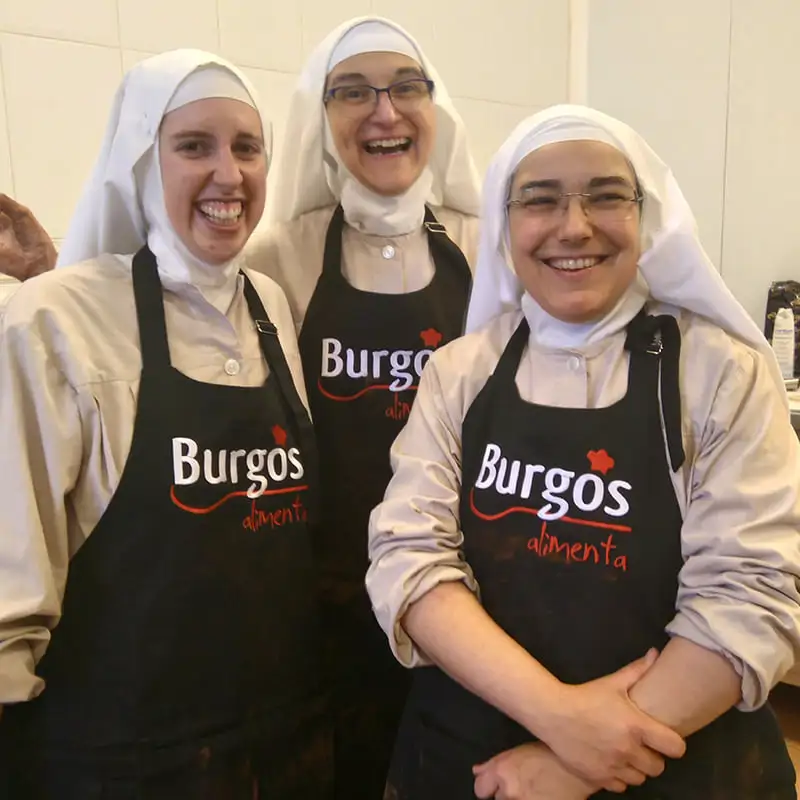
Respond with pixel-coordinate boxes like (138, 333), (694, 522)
(323, 78), (435, 117)
(506, 188), (643, 224)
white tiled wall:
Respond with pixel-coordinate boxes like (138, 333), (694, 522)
(0, 0), (569, 241)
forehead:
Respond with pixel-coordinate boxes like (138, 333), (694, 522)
(160, 97), (262, 135)
(511, 140), (635, 190)
(326, 51), (423, 85)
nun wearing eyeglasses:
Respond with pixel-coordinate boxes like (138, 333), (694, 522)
(244, 15), (481, 799)
(367, 105), (800, 799)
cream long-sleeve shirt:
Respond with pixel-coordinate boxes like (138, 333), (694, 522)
(0, 254), (307, 705)
(366, 303), (800, 711)
(243, 205), (479, 330)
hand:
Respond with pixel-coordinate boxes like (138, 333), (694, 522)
(0, 194), (57, 281)
(540, 650), (686, 791)
(473, 742), (597, 800)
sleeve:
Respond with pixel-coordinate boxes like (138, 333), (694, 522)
(665, 344), (800, 709)
(366, 356), (479, 668)
(0, 311), (83, 704)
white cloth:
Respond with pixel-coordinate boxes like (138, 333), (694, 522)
(266, 16), (481, 234)
(464, 104), (787, 405)
(56, 50), (272, 314)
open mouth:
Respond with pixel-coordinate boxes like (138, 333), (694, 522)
(363, 137), (413, 156)
(197, 200), (244, 227)
(541, 256), (607, 273)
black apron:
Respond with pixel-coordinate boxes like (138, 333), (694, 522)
(0, 247), (333, 799)
(386, 311), (796, 800)
(298, 205), (472, 799)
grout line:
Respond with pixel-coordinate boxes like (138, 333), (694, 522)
(0, 38), (16, 196)
(717, 0), (735, 277)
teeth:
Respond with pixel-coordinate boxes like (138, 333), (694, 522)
(198, 201), (243, 221)
(369, 138), (409, 148)
(547, 257), (602, 271)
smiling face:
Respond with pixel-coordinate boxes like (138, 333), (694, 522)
(507, 140), (642, 323)
(159, 97), (267, 265)
(324, 51), (436, 196)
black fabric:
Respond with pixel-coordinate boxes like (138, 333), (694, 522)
(298, 205), (472, 799)
(0, 246), (333, 799)
(386, 310), (795, 799)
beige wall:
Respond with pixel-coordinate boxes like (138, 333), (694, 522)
(1, 0), (797, 325)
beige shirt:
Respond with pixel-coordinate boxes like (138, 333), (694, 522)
(0, 254), (307, 704)
(366, 304), (800, 711)
(0, 274), (20, 309)
(243, 206), (479, 331)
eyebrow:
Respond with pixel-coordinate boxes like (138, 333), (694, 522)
(518, 175), (635, 192)
(169, 130), (263, 142)
(327, 66), (426, 88)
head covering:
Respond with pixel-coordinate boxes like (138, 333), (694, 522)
(465, 104), (786, 401)
(57, 49), (271, 313)
(266, 16), (481, 236)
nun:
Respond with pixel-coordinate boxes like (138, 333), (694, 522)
(0, 50), (331, 798)
(245, 16), (481, 799)
(367, 105), (800, 799)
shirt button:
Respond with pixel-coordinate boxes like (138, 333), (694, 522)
(567, 356), (581, 372)
(224, 358), (240, 376)
(381, 245), (396, 259)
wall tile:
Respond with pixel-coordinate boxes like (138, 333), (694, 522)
(118, 0), (218, 53)
(219, 0), (302, 73)
(0, 45), (13, 196)
(0, 0), (118, 47)
(300, 0), (373, 58)
(1, 34), (122, 238)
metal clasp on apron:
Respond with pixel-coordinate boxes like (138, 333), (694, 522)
(255, 320), (278, 335)
(424, 221), (447, 234)
(646, 332), (663, 356)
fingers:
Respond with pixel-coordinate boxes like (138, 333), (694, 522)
(474, 768), (500, 799)
(628, 745), (666, 778)
(609, 649), (659, 690)
(641, 720), (686, 760)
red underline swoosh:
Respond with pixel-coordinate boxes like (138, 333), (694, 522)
(170, 484), (309, 515)
(317, 377), (418, 402)
(468, 487), (631, 532)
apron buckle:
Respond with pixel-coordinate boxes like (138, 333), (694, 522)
(255, 320), (278, 335)
(424, 221), (447, 234)
(646, 332), (663, 356)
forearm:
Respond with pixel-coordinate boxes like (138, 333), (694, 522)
(629, 636), (741, 736)
(402, 581), (562, 736)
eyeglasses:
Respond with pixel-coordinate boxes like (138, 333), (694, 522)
(323, 78), (435, 117)
(506, 188), (643, 224)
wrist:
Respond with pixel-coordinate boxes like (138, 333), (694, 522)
(519, 674), (571, 739)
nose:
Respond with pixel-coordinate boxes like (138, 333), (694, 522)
(213, 147), (244, 187)
(557, 196), (592, 242)
(369, 91), (401, 124)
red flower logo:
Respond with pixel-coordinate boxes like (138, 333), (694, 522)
(420, 328), (444, 348)
(272, 424), (288, 447)
(587, 449), (615, 475)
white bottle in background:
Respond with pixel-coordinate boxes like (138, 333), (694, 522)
(772, 307), (796, 380)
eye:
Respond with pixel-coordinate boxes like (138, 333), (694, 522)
(391, 80), (425, 97)
(523, 195), (559, 208)
(333, 85), (373, 103)
(587, 192), (630, 208)
(234, 140), (264, 159)
(176, 139), (211, 156)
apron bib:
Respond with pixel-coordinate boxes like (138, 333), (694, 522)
(387, 311), (795, 799)
(0, 248), (333, 799)
(298, 205), (471, 799)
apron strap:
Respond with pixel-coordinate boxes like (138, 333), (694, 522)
(321, 205), (345, 278)
(242, 275), (320, 523)
(131, 246), (172, 373)
(422, 206), (473, 284)
(625, 311), (685, 472)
